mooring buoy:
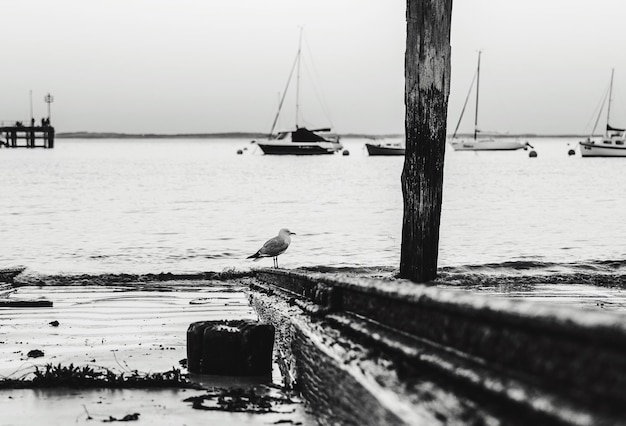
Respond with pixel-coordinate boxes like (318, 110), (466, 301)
(342, 150), (350, 156)
(568, 149), (575, 156)
(236, 149), (243, 155)
(529, 150), (538, 158)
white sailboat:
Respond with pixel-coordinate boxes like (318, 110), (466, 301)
(449, 52), (528, 151)
(256, 29), (343, 155)
(579, 69), (626, 157)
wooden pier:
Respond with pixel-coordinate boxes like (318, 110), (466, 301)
(0, 123), (55, 148)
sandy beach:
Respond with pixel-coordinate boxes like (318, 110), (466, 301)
(2, 269), (626, 424)
(0, 278), (313, 425)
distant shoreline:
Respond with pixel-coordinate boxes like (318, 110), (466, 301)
(56, 131), (590, 139)
(55, 131), (405, 140)
(56, 131), (268, 139)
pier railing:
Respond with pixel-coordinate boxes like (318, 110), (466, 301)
(0, 124), (55, 148)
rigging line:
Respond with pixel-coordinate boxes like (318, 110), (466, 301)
(452, 69), (478, 138)
(302, 59), (334, 129)
(268, 51), (300, 137)
(606, 68), (615, 129)
(583, 83), (610, 135)
(296, 27), (303, 128)
(591, 83), (610, 137)
(302, 35), (335, 129)
(473, 51), (482, 140)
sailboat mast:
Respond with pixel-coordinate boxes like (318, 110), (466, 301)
(473, 51), (481, 140)
(295, 28), (303, 129)
(606, 68), (615, 131)
(268, 53), (299, 137)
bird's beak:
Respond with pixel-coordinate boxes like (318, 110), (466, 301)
(290, 232), (296, 235)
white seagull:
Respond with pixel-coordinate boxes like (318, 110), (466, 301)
(247, 228), (296, 268)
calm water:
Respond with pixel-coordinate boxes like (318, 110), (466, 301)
(1, 137), (625, 276)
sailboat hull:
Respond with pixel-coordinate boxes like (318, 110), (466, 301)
(449, 138), (526, 151)
(365, 143), (405, 156)
(257, 141), (341, 155)
(579, 140), (626, 157)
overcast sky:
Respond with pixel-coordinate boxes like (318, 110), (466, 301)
(2, 0), (625, 135)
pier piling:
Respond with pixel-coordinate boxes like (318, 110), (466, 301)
(400, 0), (453, 282)
(1, 124), (55, 148)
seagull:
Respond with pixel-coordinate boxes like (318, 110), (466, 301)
(247, 228), (296, 268)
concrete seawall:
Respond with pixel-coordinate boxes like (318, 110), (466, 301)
(248, 269), (626, 425)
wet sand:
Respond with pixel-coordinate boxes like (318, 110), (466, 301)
(0, 280), (313, 425)
(1, 388), (308, 425)
(3, 272), (625, 425)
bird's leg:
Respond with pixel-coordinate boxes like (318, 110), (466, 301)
(273, 257), (277, 268)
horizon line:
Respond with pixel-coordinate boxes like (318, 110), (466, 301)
(55, 131), (596, 139)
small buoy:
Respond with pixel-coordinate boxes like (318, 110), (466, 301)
(529, 150), (537, 158)
(236, 149), (243, 155)
(342, 150), (350, 156)
(250, 140), (256, 144)
(567, 149), (575, 156)
(243, 147), (248, 151)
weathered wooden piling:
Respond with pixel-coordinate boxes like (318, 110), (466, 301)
(401, 0), (453, 282)
(0, 124), (55, 148)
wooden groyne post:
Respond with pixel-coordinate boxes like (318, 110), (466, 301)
(400, 0), (453, 282)
(0, 122), (55, 149)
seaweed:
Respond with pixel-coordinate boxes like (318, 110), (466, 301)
(13, 269), (254, 287)
(0, 363), (200, 389)
(183, 386), (297, 414)
(102, 413), (140, 422)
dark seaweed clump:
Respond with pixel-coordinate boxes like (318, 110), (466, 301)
(0, 363), (199, 389)
(13, 269), (253, 287)
(184, 386), (297, 413)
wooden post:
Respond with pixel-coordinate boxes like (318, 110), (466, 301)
(400, 0), (453, 282)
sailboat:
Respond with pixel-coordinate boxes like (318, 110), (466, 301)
(579, 69), (626, 157)
(449, 52), (528, 151)
(364, 138), (405, 156)
(256, 30), (343, 155)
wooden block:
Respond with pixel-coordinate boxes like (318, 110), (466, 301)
(201, 323), (243, 375)
(240, 321), (275, 375)
(187, 320), (275, 376)
(186, 321), (212, 373)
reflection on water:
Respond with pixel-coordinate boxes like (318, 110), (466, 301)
(1, 137), (624, 277)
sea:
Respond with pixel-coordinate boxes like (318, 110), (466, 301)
(1, 136), (625, 281)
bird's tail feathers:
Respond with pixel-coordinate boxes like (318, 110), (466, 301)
(247, 251), (261, 260)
